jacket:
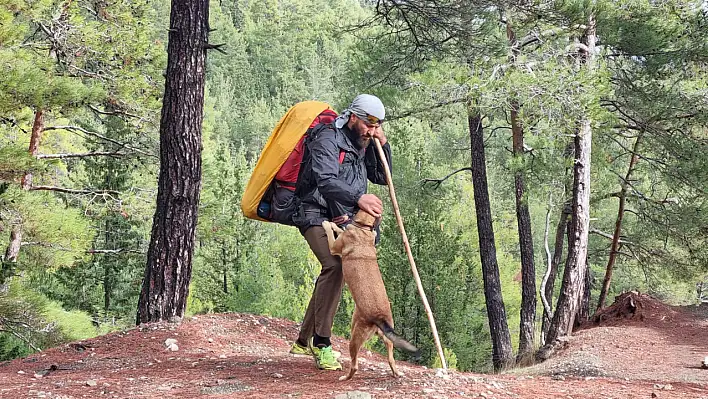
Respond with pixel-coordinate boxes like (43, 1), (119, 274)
(292, 123), (391, 231)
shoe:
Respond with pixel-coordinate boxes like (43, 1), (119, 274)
(312, 345), (342, 371)
(306, 337), (341, 359)
(289, 341), (313, 356)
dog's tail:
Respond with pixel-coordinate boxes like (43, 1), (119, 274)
(374, 320), (420, 355)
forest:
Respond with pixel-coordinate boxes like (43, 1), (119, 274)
(1, 0), (706, 373)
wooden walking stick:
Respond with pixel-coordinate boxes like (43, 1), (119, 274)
(373, 137), (447, 371)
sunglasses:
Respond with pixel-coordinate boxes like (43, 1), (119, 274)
(361, 113), (383, 127)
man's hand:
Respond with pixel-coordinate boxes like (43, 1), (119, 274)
(357, 194), (383, 218)
(371, 125), (387, 146)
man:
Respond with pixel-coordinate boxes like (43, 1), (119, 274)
(289, 94), (391, 371)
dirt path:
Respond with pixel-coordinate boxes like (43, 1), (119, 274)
(1, 294), (707, 398)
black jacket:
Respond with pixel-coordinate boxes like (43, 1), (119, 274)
(292, 123), (391, 231)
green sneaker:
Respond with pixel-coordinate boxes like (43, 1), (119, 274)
(306, 337), (341, 359)
(289, 341), (313, 356)
(312, 345), (342, 371)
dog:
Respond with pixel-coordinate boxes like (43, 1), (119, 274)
(322, 210), (419, 381)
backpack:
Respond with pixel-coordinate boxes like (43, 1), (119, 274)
(240, 101), (338, 225)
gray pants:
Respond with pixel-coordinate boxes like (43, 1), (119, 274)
(297, 226), (344, 344)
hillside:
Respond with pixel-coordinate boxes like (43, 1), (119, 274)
(1, 293), (707, 398)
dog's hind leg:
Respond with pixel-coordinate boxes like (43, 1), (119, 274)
(339, 309), (374, 381)
(376, 330), (402, 377)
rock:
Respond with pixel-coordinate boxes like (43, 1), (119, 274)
(272, 373), (283, 378)
(164, 338), (178, 348)
(661, 384), (673, 390)
(167, 343), (179, 351)
(702, 356), (708, 369)
(434, 368), (448, 378)
(17, 370), (25, 374)
(333, 391), (372, 399)
(86, 380), (97, 387)
(208, 338), (214, 343)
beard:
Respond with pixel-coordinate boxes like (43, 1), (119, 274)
(351, 123), (371, 149)
(357, 136), (371, 149)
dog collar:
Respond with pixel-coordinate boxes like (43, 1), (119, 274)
(350, 221), (375, 231)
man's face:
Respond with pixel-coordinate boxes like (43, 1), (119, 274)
(351, 115), (379, 148)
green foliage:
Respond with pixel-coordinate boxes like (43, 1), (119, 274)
(432, 347), (458, 371)
(0, 145), (43, 182)
(0, 280), (114, 361)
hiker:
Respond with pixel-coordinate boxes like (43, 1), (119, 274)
(289, 94), (392, 371)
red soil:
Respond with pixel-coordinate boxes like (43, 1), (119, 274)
(1, 293), (707, 398)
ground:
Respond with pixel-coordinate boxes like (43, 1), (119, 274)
(1, 293), (707, 398)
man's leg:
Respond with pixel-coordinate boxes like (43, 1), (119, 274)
(295, 226), (344, 369)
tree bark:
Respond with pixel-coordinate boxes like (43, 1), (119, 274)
(576, 255), (591, 327)
(511, 102), (536, 360)
(2, 110), (43, 289)
(222, 243), (228, 294)
(597, 133), (643, 310)
(540, 142), (574, 345)
(468, 110), (513, 370)
(538, 15), (596, 360)
(21, 110), (44, 190)
(103, 219), (111, 314)
(136, 0), (210, 324)
(541, 202), (570, 344)
(539, 119), (592, 358)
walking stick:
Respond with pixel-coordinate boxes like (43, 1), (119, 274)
(373, 138), (447, 371)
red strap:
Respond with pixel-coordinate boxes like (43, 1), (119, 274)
(338, 151), (345, 164)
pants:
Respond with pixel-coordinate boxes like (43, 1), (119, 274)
(297, 226), (344, 344)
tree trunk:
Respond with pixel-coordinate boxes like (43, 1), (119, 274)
(103, 219), (111, 314)
(540, 141), (574, 345)
(538, 120), (592, 359)
(136, 0), (210, 324)
(222, 243), (228, 294)
(576, 255), (591, 328)
(2, 110), (44, 290)
(505, 17), (536, 359)
(511, 102), (536, 360)
(468, 110), (513, 370)
(541, 202), (570, 344)
(597, 133), (643, 310)
(21, 110), (44, 190)
(538, 16), (596, 360)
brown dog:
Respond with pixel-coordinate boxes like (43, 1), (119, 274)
(322, 211), (418, 381)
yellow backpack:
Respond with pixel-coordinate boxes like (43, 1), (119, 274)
(240, 101), (337, 224)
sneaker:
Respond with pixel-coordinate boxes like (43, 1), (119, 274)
(312, 345), (342, 371)
(307, 337), (341, 359)
(289, 341), (313, 356)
